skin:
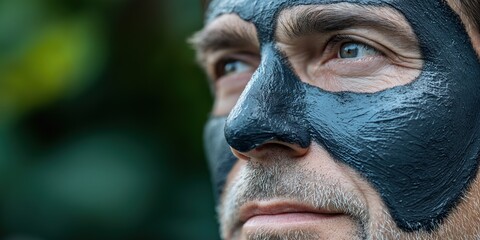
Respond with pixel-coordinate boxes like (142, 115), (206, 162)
(192, 1), (480, 239)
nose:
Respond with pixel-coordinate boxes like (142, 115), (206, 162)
(224, 43), (311, 160)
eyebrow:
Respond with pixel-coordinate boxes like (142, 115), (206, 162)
(190, 21), (258, 56)
(277, 4), (418, 47)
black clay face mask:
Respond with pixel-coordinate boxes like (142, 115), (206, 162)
(203, 0), (480, 232)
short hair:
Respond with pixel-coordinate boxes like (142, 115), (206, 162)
(201, 0), (480, 33)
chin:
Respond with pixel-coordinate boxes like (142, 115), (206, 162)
(238, 223), (364, 240)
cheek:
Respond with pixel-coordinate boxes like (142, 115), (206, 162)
(221, 160), (245, 201)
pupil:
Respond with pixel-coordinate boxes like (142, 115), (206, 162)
(341, 43), (359, 58)
(225, 62), (237, 74)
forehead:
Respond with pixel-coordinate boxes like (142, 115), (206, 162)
(206, 0), (401, 23)
(206, 0), (411, 42)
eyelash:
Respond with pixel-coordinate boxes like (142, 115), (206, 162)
(215, 58), (239, 77)
(326, 35), (384, 58)
(213, 52), (259, 80)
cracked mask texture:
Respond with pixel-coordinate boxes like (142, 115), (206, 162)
(203, 0), (480, 232)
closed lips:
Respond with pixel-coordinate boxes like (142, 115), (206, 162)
(239, 200), (345, 224)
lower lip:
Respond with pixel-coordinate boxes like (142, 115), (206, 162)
(244, 212), (343, 228)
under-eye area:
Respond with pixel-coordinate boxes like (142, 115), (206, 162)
(275, 3), (424, 93)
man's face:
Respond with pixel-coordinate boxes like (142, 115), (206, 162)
(194, 0), (480, 239)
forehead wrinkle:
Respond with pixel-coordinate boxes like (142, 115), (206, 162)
(276, 3), (418, 48)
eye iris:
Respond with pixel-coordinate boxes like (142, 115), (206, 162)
(224, 60), (250, 76)
(340, 43), (360, 58)
(338, 42), (378, 59)
(225, 61), (238, 75)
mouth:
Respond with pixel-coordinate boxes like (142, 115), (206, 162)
(239, 200), (346, 229)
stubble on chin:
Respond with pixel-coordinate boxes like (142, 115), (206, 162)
(244, 229), (320, 240)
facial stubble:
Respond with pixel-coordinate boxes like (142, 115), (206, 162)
(218, 157), (368, 240)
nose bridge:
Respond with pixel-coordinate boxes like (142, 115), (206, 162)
(224, 43), (311, 152)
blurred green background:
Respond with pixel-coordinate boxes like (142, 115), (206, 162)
(0, 0), (217, 239)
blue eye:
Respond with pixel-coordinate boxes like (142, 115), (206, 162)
(221, 59), (252, 76)
(338, 42), (380, 59)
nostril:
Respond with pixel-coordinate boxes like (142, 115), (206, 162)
(256, 140), (308, 157)
(230, 140), (309, 161)
(255, 141), (309, 157)
(255, 143), (291, 152)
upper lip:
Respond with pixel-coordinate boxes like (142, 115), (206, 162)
(239, 200), (344, 223)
